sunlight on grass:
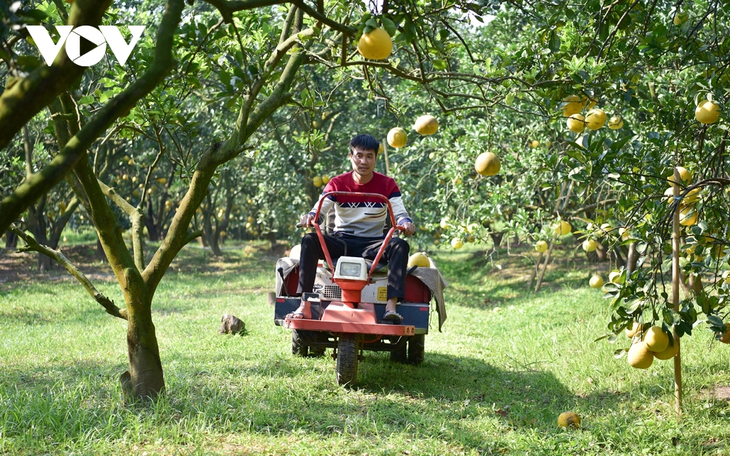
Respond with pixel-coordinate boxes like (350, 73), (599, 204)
(1, 242), (729, 455)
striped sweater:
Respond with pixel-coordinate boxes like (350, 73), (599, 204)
(308, 171), (412, 238)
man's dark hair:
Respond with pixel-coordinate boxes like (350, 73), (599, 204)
(349, 134), (380, 154)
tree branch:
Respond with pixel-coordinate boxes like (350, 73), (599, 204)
(9, 224), (127, 320)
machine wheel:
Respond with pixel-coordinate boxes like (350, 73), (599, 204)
(389, 337), (408, 363)
(336, 334), (360, 386)
(292, 330), (309, 357)
(408, 334), (425, 365)
(292, 330), (327, 357)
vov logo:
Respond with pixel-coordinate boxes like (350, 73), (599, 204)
(26, 25), (146, 67)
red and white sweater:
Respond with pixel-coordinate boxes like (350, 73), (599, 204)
(309, 171), (412, 238)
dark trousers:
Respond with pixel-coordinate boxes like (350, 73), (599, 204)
(297, 232), (410, 301)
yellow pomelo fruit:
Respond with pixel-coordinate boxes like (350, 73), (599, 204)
(554, 220), (572, 236)
(247, 216), (254, 223)
(585, 108), (607, 130)
(529, 140), (539, 148)
(561, 95), (583, 117)
(535, 240), (548, 253)
(322, 175), (330, 184)
(557, 411), (581, 429)
(387, 127), (407, 148)
(627, 341), (654, 369)
(451, 238), (463, 249)
(619, 227), (631, 241)
(608, 270), (624, 284)
(673, 12), (687, 25)
(407, 252), (431, 268)
(589, 274), (604, 289)
(155, 177), (167, 184)
(654, 340), (679, 360)
(414, 115), (439, 135)
(626, 321), (642, 338)
(567, 114), (585, 133)
(378, 143), (384, 153)
(313, 175), (323, 187)
(667, 166), (691, 185)
(695, 100), (720, 124)
(582, 239), (597, 252)
(357, 27), (393, 60)
(682, 188), (701, 205)
(289, 244), (301, 259)
(608, 116), (624, 129)
(643, 326), (669, 352)
(474, 152), (501, 176)
(440, 217), (450, 230)
(679, 206), (698, 226)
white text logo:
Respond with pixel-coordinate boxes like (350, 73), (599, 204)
(26, 25), (145, 67)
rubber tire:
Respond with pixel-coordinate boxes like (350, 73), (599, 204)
(389, 338), (408, 363)
(408, 334), (425, 365)
(336, 334), (360, 386)
(291, 330), (309, 357)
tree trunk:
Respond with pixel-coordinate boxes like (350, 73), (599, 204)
(121, 293), (165, 399)
(4, 230), (17, 249)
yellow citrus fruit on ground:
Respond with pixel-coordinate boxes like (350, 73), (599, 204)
(535, 240), (548, 253)
(589, 274), (604, 289)
(474, 152), (501, 176)
(313, 175), (323, 187)
(585, 108), (607, 130)
(529, 140), (539, 148)
(451, 238), (463, 249)
(557, 411), (581, 429)
(387, 127), (407, 148)
(643, 326), (669, 352)
(407, 252), (431, 268)
(654, 340), (679, 360)
(608, 116), (624, 129)
(554, 220), (572, 236)
(695, 100), (720, 124)
(679, 206), (698, 226)
(561, 95), (583, 117)
(627, 341), (654, 369)
(626, 321), (642, 338)
(567, 114), (585, 133)
(357, 27), (393, 60)
(582, 239), (597, 252)
(414, 115), (439, 135)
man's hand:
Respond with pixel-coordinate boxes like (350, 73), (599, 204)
(299, 213), (315, 227)
(401, 221), (416, 236)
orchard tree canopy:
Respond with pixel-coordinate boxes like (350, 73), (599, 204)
(1, 0), (729, 399)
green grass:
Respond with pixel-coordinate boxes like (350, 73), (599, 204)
(1, 242), (730, 455)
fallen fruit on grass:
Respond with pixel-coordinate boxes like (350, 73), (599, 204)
(589, 274), (604, 289)
(474, 152), (501, 176)
(557, 411), (581, 429)
(643, 326), (669, 352)
(627, 341), (654, 369)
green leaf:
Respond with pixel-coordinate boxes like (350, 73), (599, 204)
(77, 96), (95, 105)
(382, 17), (397, 37)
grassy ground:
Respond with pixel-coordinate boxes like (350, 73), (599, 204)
(1, 241), (730, 455)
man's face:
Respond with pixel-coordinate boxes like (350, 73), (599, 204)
(349, 148), (377, 179)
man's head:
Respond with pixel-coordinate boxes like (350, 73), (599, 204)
(349, 134), (380, 183)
